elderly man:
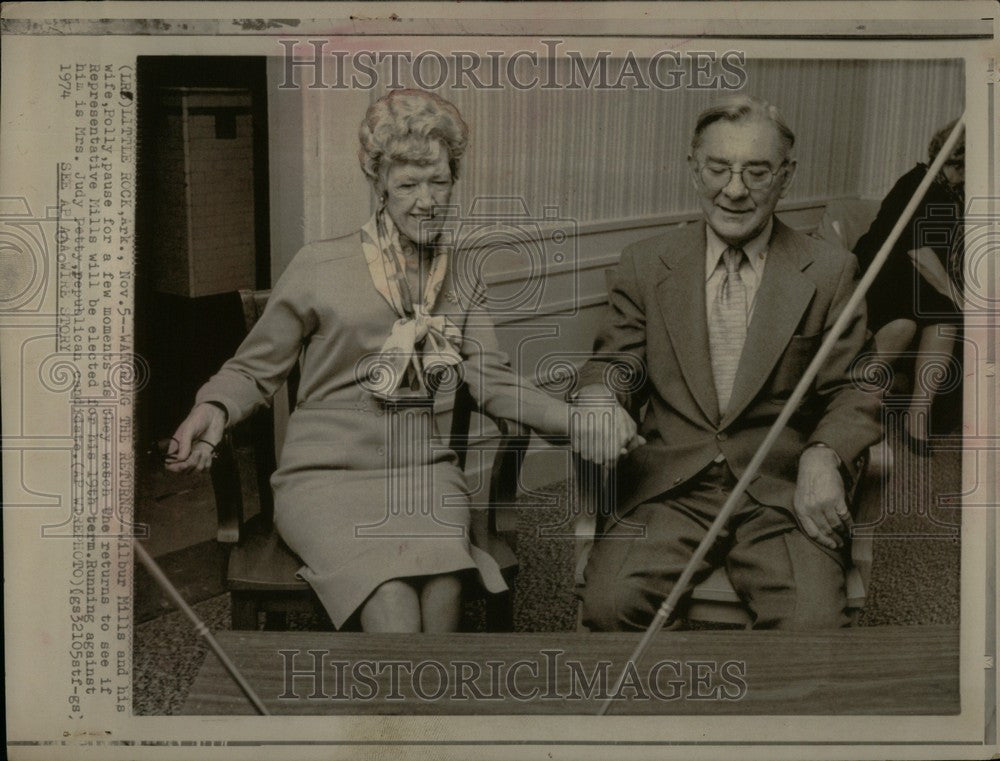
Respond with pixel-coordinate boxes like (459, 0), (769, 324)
(571, 96), (882, 631)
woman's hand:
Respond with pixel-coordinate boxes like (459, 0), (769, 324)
(165, 403), (227, 473)
(907, 246), (960, 305)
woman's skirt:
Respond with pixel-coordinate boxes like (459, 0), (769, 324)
(270, 401), (507, 628)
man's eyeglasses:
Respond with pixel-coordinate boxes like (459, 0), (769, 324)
(697, 161), (789, 192)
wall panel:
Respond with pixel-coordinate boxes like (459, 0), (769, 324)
(855, 59), (965, 198)
(341, 57), (963, 234)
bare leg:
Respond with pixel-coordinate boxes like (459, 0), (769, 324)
(873, 318), (917, 359)
(908, 324), (956, 442)
(360, 579), (422, 633)
(420, 573), (463, 633)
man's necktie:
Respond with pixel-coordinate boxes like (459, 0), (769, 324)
(708, 247), (748, 415)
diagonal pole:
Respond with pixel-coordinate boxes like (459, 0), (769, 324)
(133, 540), (271, 716)
(597, 114), (966, 716)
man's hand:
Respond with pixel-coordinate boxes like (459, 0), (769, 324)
(570, 384), (645, 466)
(793, 445), (850, 550)
(165, 403), (227, 473)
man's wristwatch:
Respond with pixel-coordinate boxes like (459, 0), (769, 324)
(805, 442), (850, 485)
(805, 441), (840, 464)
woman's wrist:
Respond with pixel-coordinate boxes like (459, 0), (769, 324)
(197, 400), (229, 426)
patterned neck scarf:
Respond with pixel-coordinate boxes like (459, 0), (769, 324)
(359, 210), (463, 400)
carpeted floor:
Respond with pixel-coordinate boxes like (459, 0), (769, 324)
(133, 437), (961, 715)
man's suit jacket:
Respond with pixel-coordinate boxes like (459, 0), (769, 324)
(576, 218), (883, 517)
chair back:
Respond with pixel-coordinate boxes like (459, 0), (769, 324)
(815, 198), (881, 250)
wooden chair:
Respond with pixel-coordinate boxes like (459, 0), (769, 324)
(209, 289), (530, 631)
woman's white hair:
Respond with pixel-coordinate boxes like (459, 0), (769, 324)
(358, 89), (469, 187)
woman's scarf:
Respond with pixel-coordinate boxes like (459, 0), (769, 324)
(359, 210), (463, 400)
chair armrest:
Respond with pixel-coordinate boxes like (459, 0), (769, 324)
(446, 381), (534, 537)
(209, 430), (244, 544)
(571, 453), (613, 588)
(208, 408), (277, 545)
(846, 449), (870, 507)
(485, 416), (532, 540)
(849, 440), (892, 595)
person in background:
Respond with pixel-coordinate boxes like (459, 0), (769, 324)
(852, 120), (964, 449)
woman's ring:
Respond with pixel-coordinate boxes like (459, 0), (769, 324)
(195, 438), (220, 458)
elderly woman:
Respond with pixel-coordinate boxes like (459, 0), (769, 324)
(166, 89), (574, 632)
(853, 119), (964, 448)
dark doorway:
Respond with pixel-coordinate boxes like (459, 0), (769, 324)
(135, 57), (271, 447)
